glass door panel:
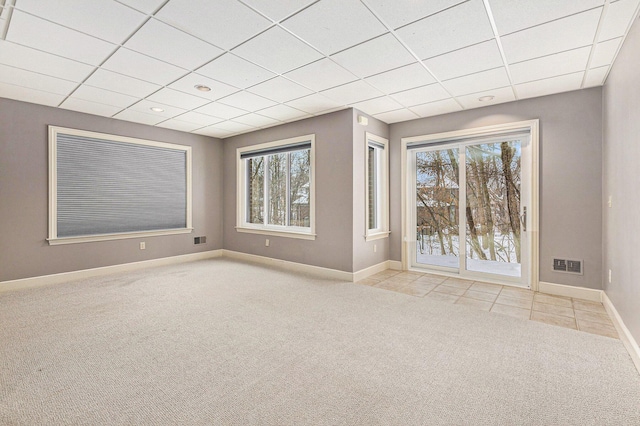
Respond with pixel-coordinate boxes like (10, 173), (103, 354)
(415, 148), (460, 269)
(465, 141), (522, 278)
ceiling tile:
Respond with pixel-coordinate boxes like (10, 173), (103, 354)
(365, 0), (467, 29)
(0, 64), (77, 95)
(60, 98), (122, 117)
(489, 0), (604, 35)
(320, 80), (384, 105)
(84, 69), (160, 98)
(441, 67), (510, 96)
(114, 108), (166, 125)
(0, 82), (65, 106)
(194, 102), (248, 119)
(116, 0), (167, 14)
(583, 66), (609, 87)
(591, 37), (622, 68)
(282, 0), (387, 55)
(331, 33), (415, 78)
(6, 11), (115, 65)
(214, 120), (255, 132)
(196, 54), (275, 89)
(218, 90), (277, 111)
(258, 103), (310, 120)
(515, 72), (584, 99)
(395, 0), (494, 60)
(457, 85), (515, 109)
(102, 48), (186, 86)
(146, 88), (210, 110)
(15, 0), (146, 44)
(390, 83), (450, 107)
(248, 77), (313, 103)
(129, 99), (187, 118)
(173, 111), (225, 126)
(0, 40), (94, 82)
(232, 26), (323, 74)
(193, 125), (235, 138)
(424, 40), (504, 81)
(285, 94), (341, 114)
(374, 108), (419, 124)
(155, 0), (271, 50)
(501, 8), (601, 64)
(169, 73), (239, 101)
(156, 118), (205, 132)
(365, 63), (436, 93)
(241, 0), (316, 22)
(350, 96), (403, 115)
(71, 85), (138, 108)
(125, 19), (224, 70)
(284, 59), (357, 92)
(410, 98), (462, 117)
(232, 113), (281, 127)
(598, 0), (640, 41)
(509, 47), (591, 84)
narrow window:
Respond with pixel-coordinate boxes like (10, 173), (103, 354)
(365, 133), (389, 241)
(237, 135), (315, 240)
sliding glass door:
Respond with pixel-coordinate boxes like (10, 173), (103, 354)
(410, 133), (531, 287)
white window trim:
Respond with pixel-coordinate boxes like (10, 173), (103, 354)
(48, 126), (193, 245)
(236, 134), (316, 240)
(365, 132), (390, 242)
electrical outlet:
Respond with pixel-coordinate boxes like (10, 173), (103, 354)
(608, 196), (612, 208)
(608, 269), (612, 283)
(374, 244), (377, 253)
(140, 242), (146, 250)
(265, 239), (270, 247)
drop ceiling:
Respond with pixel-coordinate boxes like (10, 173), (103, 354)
(0, 0), (638, 138)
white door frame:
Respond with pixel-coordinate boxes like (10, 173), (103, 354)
(400, 120), (540, 291)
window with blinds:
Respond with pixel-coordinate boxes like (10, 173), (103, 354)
(48, 126), (192, 245)
(236, 134), (315, 240)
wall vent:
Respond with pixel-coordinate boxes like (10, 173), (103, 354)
(194, 236), (207, 245)
(553, 258), (583, 275)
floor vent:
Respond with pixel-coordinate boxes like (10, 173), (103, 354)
(194, 236), (207, 245)
(553, 258), (583, 275)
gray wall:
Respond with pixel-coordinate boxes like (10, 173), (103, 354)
(222, 109), (356, 272)
(352, 109), (390, 272)
(603, 17), (640, 343)
(389, 88), (603, 289)
(0, 98), (223, 282)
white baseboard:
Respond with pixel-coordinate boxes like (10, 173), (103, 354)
(389, 260), (402, 271)
(222, 250), (353, 281)
(538, 281), (603, 302)
(353, 261), (393, 282)
(0, 250), (223, 293)
(602, 292), (640, 374)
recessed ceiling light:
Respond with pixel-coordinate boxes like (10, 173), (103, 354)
(194, 84), (211, 92)
(478, 95), (495, 102)
(150, 107), (164, 112)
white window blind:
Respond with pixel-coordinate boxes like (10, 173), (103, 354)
(49, 126), (192, 244)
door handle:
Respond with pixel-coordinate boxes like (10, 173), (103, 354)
(520, 206), (527, 232)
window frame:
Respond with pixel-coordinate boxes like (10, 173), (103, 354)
(365, 132), (390, 241)
(236, 134), (316, 240)
(48, 126), (193, 245)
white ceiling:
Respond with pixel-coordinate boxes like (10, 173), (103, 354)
(0, 0), (638, 138)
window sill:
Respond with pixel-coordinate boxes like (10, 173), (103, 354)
(236, 226), (316, 241)
(365, 231), (390, 242)
(47, 228), (193, 245)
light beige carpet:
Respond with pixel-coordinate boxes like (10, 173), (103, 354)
(1, 258), (639, 425)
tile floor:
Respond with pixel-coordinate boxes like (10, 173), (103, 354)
(356, 270), (619, 340)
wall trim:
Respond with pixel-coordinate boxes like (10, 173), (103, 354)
(222, 250), (354, 281)
(538, 281), (603, 302)
(0, 250), (223, 293)
(602, 292), (640, 374)
(389, 260), (402, 270)
(353, 261), (391, 282)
